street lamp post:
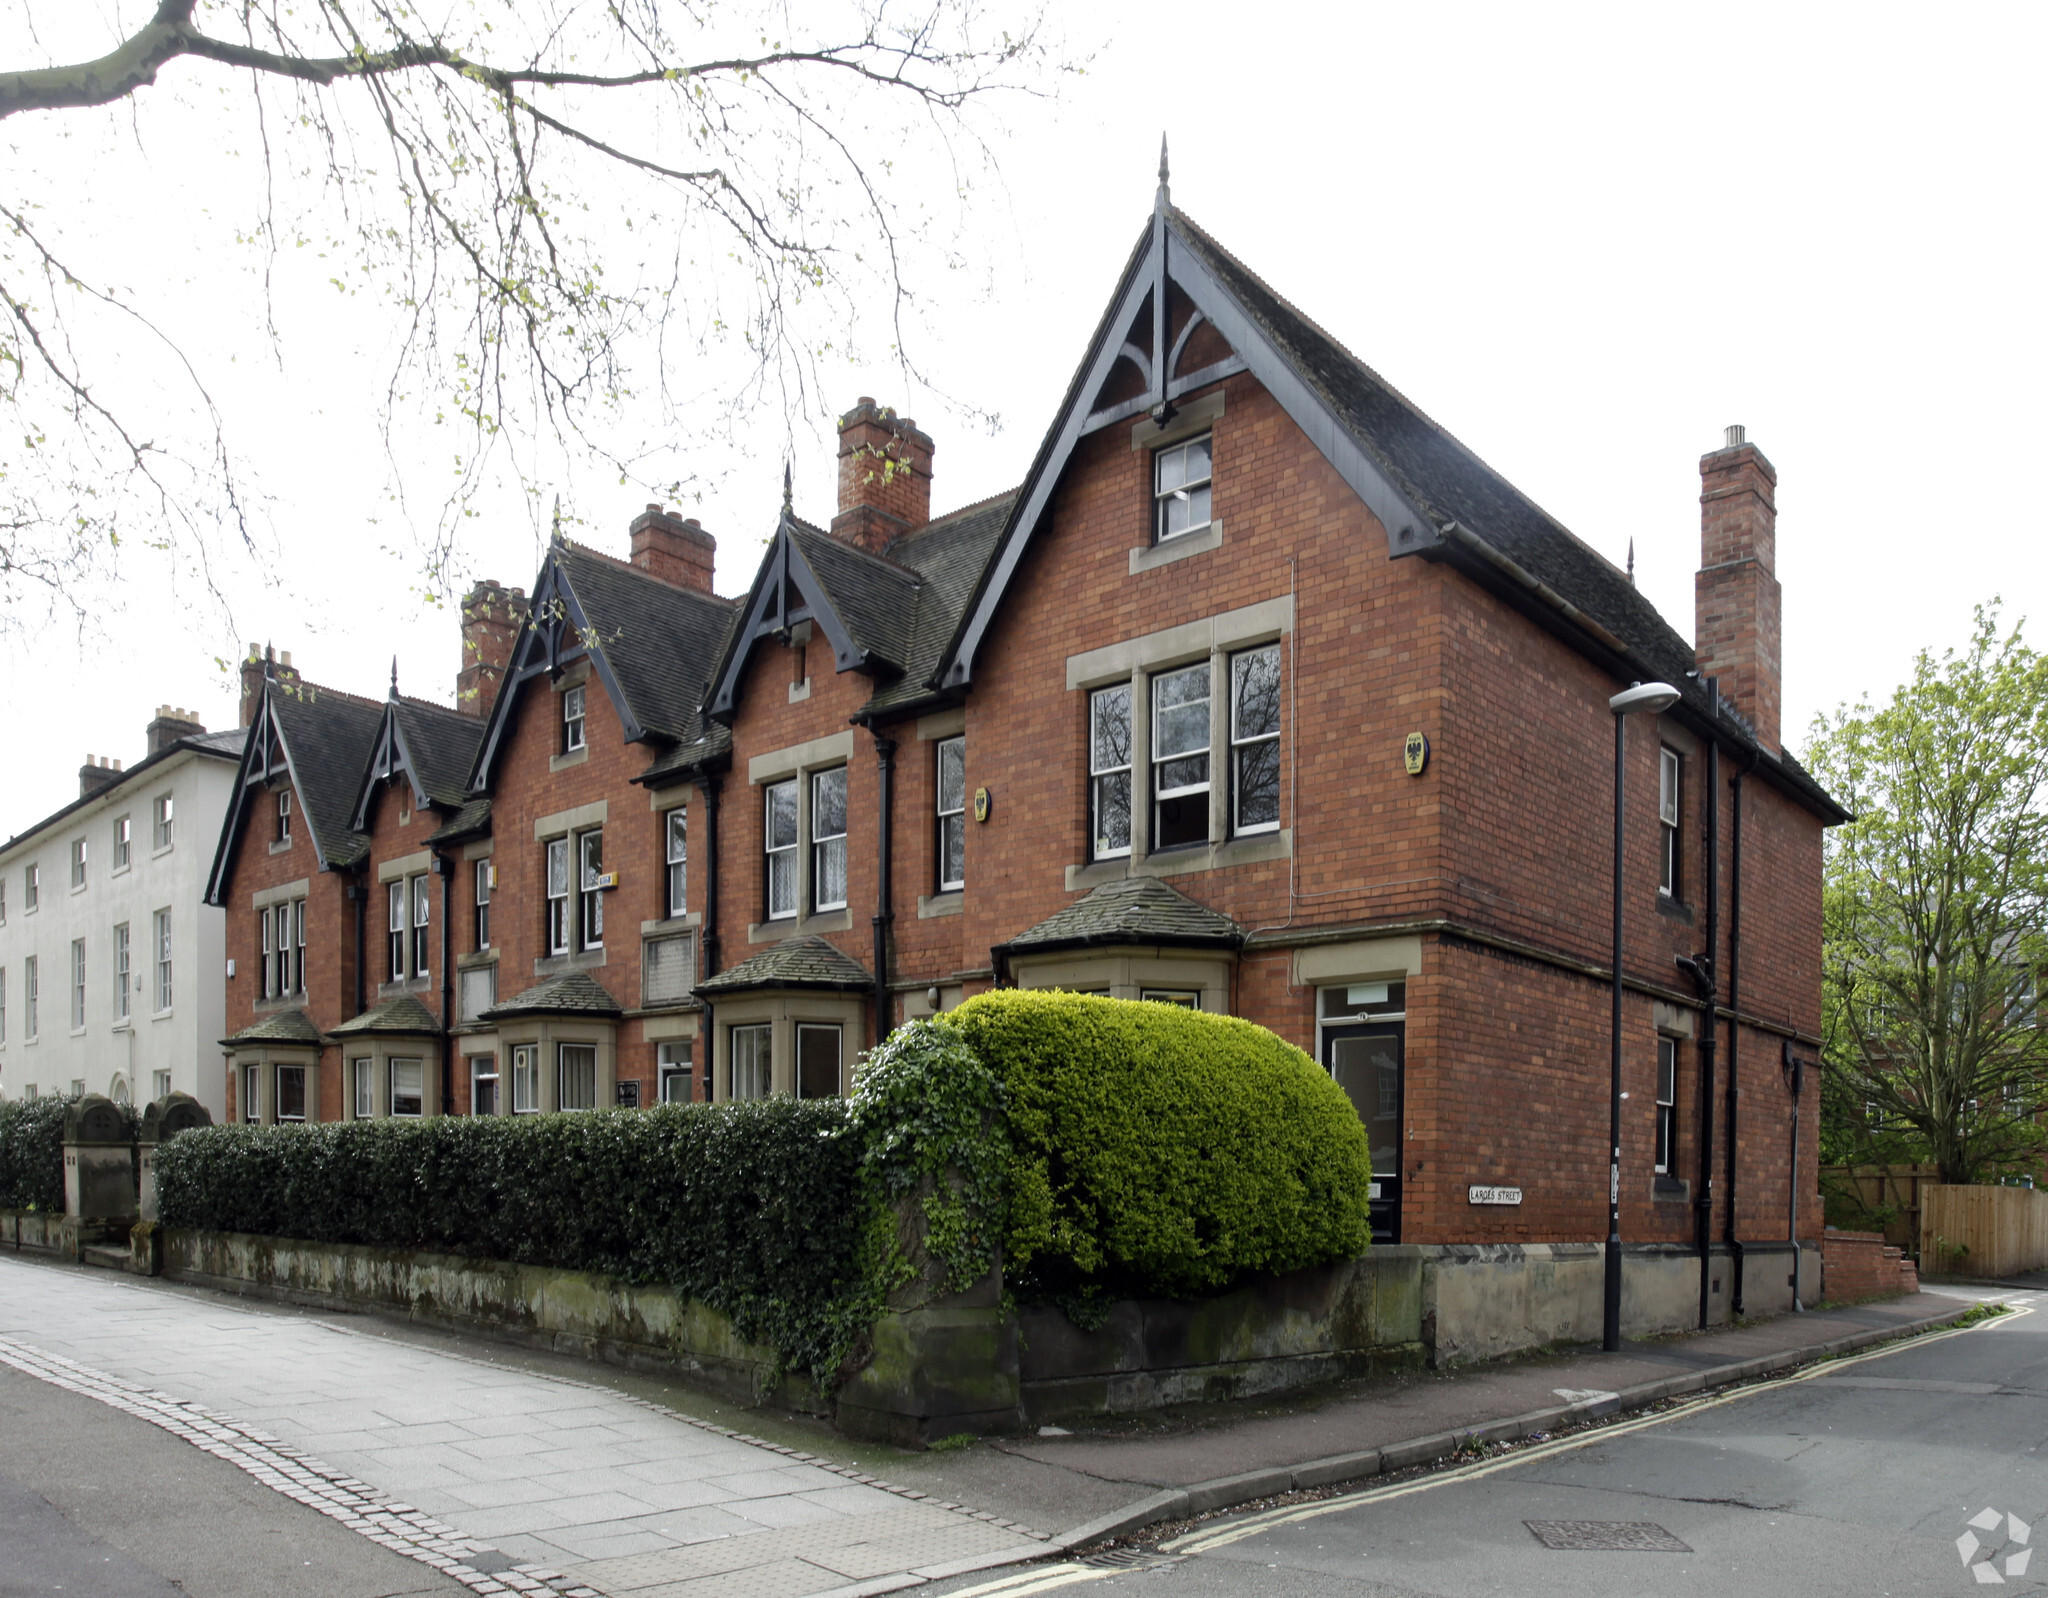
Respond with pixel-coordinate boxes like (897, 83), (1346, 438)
(1605, 680), (1682, 1352)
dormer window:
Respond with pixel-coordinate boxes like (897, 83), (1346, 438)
(563, 684), (587, 753)
(1153, 433), (1213, 544)
(276, 789), (292, 844)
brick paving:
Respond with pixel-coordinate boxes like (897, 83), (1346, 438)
(0, 1258), (1046, 1598)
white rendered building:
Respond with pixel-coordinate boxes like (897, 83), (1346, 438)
(0, 708), (244, 1118)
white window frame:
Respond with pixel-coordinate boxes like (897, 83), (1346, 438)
(389, 1057), (424, 1118)
(1152, 432), (1214, 544)
(351, 1058), (374, 1118)
(1655, 1036), (1678, 1175)
(277, 788), (292, 844)
(512, 1043), (540, 1113)
(113, 924), (131, 1022)
(764, 779), (799, 920)
(577, 831), (605, 950)
(388, 880), (407, 979)
(1151, 661), (1211, 851)
(1089, 684), (1132, 861)
(153, 910), (173, 1013)
(474, 858), (492, 951)
(1229, 644), (1282, 837)
(262, 906), (277, 1000)
(293, 899), (306, 996)
(411, 873), (432, 977)
(936, 737), (965, 893)
(70, 837), (87, 889)
(1658, 745), (1682, 900)
(25, 863), (39, 912)
(470, 1053), (499, 1116)
(242, 1062), (260, 1122)
(153, 794), (174, 850)
(545, 838), (571, 956)
(730, 1023), (772, 1101)
(810, 767), (848, 914)
(558, 1043), (597, 1111)
(562, 684), (587, 752)
(70, 939), (85, 1030)
(795, 1022), (843, 1100)
(24, 955), (38, 1039)
(276, 1064), (308, 1123)
(657, 1040), (692, 1105)
(665, 807), (688, 918)
(152, 1068), (171, 1102)
(113, 815), (132, 871)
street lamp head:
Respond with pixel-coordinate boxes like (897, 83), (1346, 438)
(1609, 681), (1682, 717)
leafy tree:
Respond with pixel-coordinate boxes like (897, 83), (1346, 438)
(1807, 603), (2048, 1184)
(1, 1), (1067, 627)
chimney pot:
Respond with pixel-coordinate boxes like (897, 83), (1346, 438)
(1724, 423), (1746, 449)
(280, 651), (293, 669)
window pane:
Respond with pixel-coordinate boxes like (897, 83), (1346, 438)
(470, 1055), (497, 1117)
(276, 1066), (306, 1121)
(413, 875), (430, 927)
(388, 881), (404, 932)
(547, 838), (569, 896)
(559, 1045), (597, 1111)
(1156, 753), (1208, 794)
(767, 780), (799, 849)
(1090, 685), (1131, 773)
(938, 738), (966, 814)
(940, 814), (965, 891)
(816, 836), (848, 911)
(797, 1025), (842, 1099)
(1094, 771), (1131, 856)
(1154, 665), (1210, 758)
(579, 831), (604, 889)
(1156, 444), (1186, 493)
(1660, 748), (1680, 826)
(643, 933), (695, 1004)
(731, 1025), (771, 1101)
(390, 1059), (423, 1117)
(812, 768), (847, 840)
(1184, 434), (1211, 482)
(768, 852), (797, 919)
(1236, 740), (1281, 830)
(512, 1045), (538, 1113)
(1232, 647), (1280, 738)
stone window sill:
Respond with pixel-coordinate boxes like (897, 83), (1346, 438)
(377, 977), (435, 999)
(748, 908), (853, 944)
(533, 948), (607, 976)
(269, 840), (293, 856)
(917, 892), (964, 920)
(1064, 828), (1292, 891)
(1129, 519), (1222, 575)
(1656, 895), (1695, 924)
(549, 746), (591, 774)
(1653, 1176), (1691, 1202)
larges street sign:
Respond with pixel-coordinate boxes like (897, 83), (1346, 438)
(1469, 1184), (1523, 1206)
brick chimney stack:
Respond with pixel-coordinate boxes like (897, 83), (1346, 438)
(1695, 424), (1783, 752)
(240, 645), (301, 726)
(458, 580), (530, 719)
(832, 397), (933, 554)
(629, 504), (717, 594)
(78, 754), (124, 800)
(146, 705), (206, 756)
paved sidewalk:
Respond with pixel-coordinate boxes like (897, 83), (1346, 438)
(0, 1256), (1045, 1598)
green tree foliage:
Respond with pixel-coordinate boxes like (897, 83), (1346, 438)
(948, 990), (1374, 1305)
(1807, 603), (2048, 1184)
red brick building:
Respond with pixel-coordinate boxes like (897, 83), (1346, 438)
(206, 183), (1842, 1323)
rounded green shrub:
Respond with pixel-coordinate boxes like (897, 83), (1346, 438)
(948, 990), (1373, 1302)
(0, 1096), (73, 1211)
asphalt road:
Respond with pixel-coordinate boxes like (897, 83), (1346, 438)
(934, 1293), (2048, 1598)
(0, 1358), (462, 1598)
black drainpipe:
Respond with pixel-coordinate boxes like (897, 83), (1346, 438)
(871, 731), (898, 1048)
(1725, 752), (1757, 1315)
(1694, 723), (1721, 1330)
(437, 851), (454, 1116)
(698, 773), (721, 1102)
(348, 875), (367, 1017)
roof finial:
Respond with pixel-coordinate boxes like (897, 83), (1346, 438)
(390, 656), (399, 698)
(1156, 132), (1170, 209)
(549, 494), (565, 548)
(1626, 538), (1636, 586)
(782, 459), (793, 515)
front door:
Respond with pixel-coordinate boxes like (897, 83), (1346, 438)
(1325, 1022), (1404, 1244)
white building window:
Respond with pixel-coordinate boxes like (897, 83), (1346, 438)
(153, 794), (174, 849)
(545, 838), (570, 955)
(765, 779), (799, 920)
(114, 923), (130, 1021)
(25, 863), (39, 912)
(152, 1069), (170, 1102)
(70, 837), (87, 888)
(277, 1066), (307, 1122)
(1152, 662), (1210, 850)
(390, 1058), (424, 1117)
(665, 807), (688, 918)
(0, 965), (7, 1043)
(387, 880), (407, 979)
(558, 1044), (597, 1111)
(796, 1023), (843, 1100)
(658, 1040), (692, 1104)
(153, 909), (173, 1011)
(242, 1062), (260, 1122)
(351, 1059), (375, 1118)
(577, 831), (605, 949)
(512, 1044), (539, 1113)
(70, 940), (85, 1030)
(412, 873), (432, 976)
(1089, 684), (1132, 861)
(276, 789), (292, 844)
(1659, 746), (1682, 899)
(730, 1024), (771, 1101)
(1231, 644), (1282, 835)
(470, 1053), (498, 1116)
(113, 815), (131, 871)
(24, 956), (38, 1039)
(811, 767), (848, 913)
(1655, 1036), (1679, 1175)
(293, 899), (306, 995)
(1153, 432), (1213, 543)
(562, 684), (586, 752)
(474, 858), (491, 950)
(936, 737), (965, 892)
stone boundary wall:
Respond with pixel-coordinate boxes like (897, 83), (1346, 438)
(1824, 1227), (1920, 1301)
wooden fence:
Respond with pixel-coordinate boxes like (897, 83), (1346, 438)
(1919, 1183), (2048, 1279)
(1820, 1164), (1939, 1252)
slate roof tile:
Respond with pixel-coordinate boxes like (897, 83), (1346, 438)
(1000, 876), (1242, 953)
(326, 994), (442, 1038)
(267, 682), (388, 869)
(694, 935), (873, 995)
(477, 968), (623, 1020)
(558, 544), (736, 746)
(221, 1008), (324, 1047)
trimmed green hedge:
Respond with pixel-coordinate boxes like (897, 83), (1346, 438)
(156, 1101), (872, 1384)
(949, 991), (1373, 1303)
(0, 1097), (73, 1211)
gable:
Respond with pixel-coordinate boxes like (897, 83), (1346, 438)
(703, 517), (880, 724)
(205, 682), (381, 901)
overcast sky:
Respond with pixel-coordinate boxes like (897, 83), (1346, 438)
(5, 2), (2044, 835)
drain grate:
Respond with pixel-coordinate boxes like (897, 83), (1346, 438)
(1081, 1549), (1187, 1571)
(1525, 1520), (1692, 1553)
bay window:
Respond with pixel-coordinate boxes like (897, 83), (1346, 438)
(559, 1044), (597, 1111)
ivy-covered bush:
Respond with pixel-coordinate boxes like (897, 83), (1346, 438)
(0, 1096), (73, 1211)
(949, 990), (1373, 1303)
(156, 1100), (870, 1383)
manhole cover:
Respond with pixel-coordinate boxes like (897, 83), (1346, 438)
(1081, 1549), (1186, 1570)
(1525, 1520), (1692, 1553)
